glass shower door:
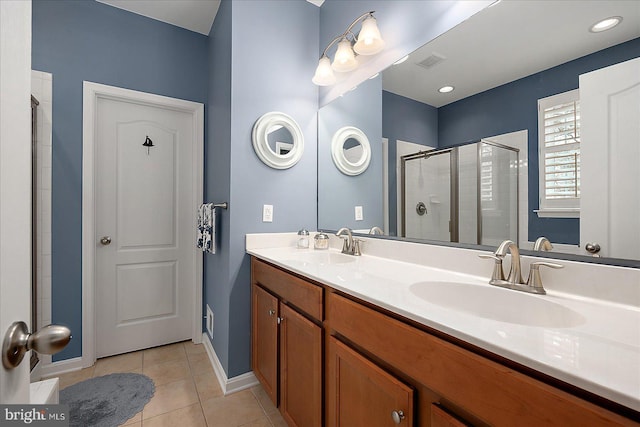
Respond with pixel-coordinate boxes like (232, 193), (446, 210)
(401, 150), (454, 241)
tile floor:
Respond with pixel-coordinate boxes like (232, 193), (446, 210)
(45, 341), (287, 427)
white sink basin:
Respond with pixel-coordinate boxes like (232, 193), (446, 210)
(284, 251), (356, 266)
(409, 281), (586, 328)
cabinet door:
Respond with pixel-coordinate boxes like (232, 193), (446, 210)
(431, 404), (471, 427)
(252, 284), (279, 405)
(328, 337), (414, 427)
(280, 303), (322, 427)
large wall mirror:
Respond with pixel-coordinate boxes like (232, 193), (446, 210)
(317, 0), (640, 266)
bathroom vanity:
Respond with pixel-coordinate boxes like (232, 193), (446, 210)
(248, 234), (640, 427)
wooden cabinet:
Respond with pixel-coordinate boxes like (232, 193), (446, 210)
(251, 259), (323, 427)
(251, 283), (279, 404)
(327, 336), (414, 427)
(251, 257), (638, 427)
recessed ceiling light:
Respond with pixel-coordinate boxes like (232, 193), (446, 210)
(393, 55), (409, 65)
(438, 85), (454, 93)
(590, 16), (622, 33)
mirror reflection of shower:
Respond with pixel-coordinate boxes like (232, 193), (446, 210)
(401, 140), (519, 245)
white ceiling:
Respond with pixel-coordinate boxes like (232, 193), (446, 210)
(96, 0), (221, 35)
(383, 0), (640, 107)
(96, 0), (323, 34)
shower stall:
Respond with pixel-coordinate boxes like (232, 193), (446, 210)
(400, 140), (519, 246)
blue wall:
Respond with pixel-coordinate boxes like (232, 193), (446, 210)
(203, 0), (319, 378)
(382, 90), (438, 236)
(205, 0), (233, 372)
(318, 76), (383, 231)
(438, 37), (640, 244)
(32, 0), (209, 360)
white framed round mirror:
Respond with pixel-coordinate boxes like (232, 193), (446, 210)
(331, 126), (371, 176)
(252, 111), (304, 169)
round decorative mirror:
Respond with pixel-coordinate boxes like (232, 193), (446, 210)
(252, 112), (304, 169)
(331, 126), (371, 176)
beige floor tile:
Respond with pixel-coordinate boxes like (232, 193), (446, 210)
(143, 342), (187, 367)
(202, 390), (265, 427)
(120, 422), (141, 427)
(142, 403), (206, 427)
(121, 411), (142, 426)
(183, 341), (206, 355)
(267, 411), (288, 427)
(238, 417), (272, 427)
(48, 367), (94, 390)
(250, 384), (278, 416)
(193, 371), (223, 402)
(187, 352), (213, 375)
(143, 358), (191, 387)
(94, 352), (143, 377)
(142, 378), (199, 419)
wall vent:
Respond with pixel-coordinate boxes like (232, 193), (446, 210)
(417, 52), (446, 70)
(206, 305), (214, 339)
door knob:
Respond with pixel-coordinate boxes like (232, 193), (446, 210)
(585, 242), (601, 255)
(100, 236), (112, 245)
(391, 410), (406, 424)
(2, 321), (71, 369)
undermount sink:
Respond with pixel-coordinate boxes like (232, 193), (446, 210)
(284, 251), (356, 266)
(409, 281), (586, 328)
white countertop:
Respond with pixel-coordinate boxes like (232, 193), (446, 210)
(246, 236), (640, 413)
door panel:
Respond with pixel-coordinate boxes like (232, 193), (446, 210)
(252, 284), (279, 406)
(0, 0), (32, 403)
(280, 303), (322, 427)
(328, 337), (414, 427)
(580, 57), (640, 258)
(96, 97), (194, 358)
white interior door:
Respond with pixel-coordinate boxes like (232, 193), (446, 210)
(0, 0), (32, 403)
(95, 96), (196, 358)
(580, 57), (640, 259)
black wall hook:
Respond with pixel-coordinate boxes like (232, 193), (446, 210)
(143, 136), (154, 155)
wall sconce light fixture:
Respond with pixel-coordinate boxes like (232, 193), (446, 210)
(312, 11), (385, 86)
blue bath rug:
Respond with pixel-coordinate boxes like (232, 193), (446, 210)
(60, 373), (155, 427)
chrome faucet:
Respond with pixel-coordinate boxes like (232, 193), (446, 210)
(480, 239), (563, 295)
(533, 236), (553, 251)
(336, 227), (354, 254)
(336, 227), (362, 256)
(369, 226), (383, 235)
(495, 239), (523, 285)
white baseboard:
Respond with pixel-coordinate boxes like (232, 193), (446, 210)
(201, 333), (258, 395)
(37, 357), (84, 379)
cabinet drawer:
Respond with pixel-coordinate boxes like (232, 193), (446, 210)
(252, 258), (323, 321)
(328, 292), (636, 427)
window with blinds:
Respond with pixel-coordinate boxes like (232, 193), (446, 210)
(537, 89), (580, 217)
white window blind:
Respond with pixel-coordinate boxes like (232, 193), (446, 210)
(537, 89), (580, 218)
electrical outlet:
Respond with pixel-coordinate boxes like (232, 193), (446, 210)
(355, 205), (364, 221)
(206, 305), (214, 339)
(263, 204), (273, 222)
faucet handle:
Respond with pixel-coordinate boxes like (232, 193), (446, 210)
(352, 239), (363, 256)
(526, 261), (563, 293)
(478, 254), (506, 283)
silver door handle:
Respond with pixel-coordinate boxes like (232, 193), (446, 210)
(2, 321), (71, 369)
(100, 236), (112, 245)
(585, 242), (601, 254)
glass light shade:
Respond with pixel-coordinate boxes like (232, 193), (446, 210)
(331, 39), (358, 72)
(354, 15), (385, 55)
(312, 56), (336, 86)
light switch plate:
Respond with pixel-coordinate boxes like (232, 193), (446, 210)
(263, 204), (273, 222)
(355, 205), (363, 221)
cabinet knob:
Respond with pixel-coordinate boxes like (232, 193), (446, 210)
(277, 316), (283, 325)
(268, 309), (276, 317)
(391, 410), (405, 424)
